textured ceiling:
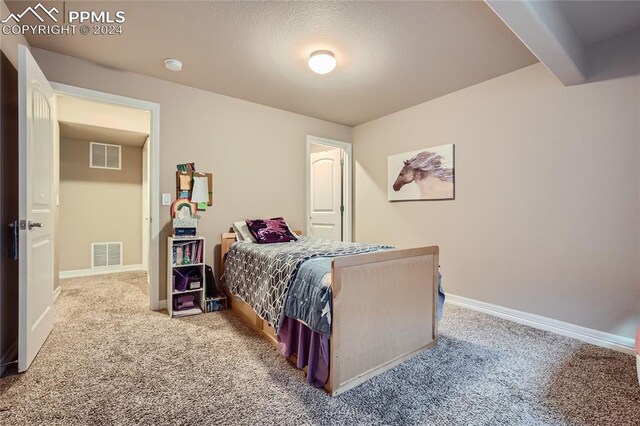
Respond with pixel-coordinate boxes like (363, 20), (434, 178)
(9, 1), (537, 126)
(560, 1), (640, 46)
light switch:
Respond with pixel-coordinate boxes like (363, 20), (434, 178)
(162, 193), (172, 206)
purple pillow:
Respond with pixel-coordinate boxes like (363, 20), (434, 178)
(245, 217), (297, 244)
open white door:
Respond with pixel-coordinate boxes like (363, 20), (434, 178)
(309, 148), (343, 241)
(18, 45), (55, 372)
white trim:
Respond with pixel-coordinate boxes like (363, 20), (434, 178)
(53, 286), (61, 301)
(306, 136), (353, 242)
(59, 264), (145, 279)
(158, 300), (167, 310)
(141, 137), (150, 271)
(51, 82), (161, 311)
(89, 142), (121, 170)
(445, 294), (635, 355)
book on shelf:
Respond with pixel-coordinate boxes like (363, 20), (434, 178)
(172, 239), (204, 265)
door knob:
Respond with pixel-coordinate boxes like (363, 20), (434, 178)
(28, 221), (43, 230)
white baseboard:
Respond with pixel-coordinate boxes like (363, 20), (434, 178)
(59, 264), (145, 279)
(53, 285), (61, 301)
(445, 294), (635, 355)
(157, 300), (166, 310)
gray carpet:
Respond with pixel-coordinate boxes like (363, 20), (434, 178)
(0, 272), (638, 425)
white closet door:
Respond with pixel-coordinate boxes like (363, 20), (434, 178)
(18, 44), (56, 372)
(309, 148), (343, 241)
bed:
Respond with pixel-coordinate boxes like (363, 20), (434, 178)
(220, 231), (439, 396)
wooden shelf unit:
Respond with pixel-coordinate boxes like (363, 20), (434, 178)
(167, 236), (206, 318)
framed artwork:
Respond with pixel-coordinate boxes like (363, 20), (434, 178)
(388, 144), (455, 201)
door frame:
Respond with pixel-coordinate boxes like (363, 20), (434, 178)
(142, 137), (150, 271)
(51, 82), (162, 311)
(306, 135), (352, 242)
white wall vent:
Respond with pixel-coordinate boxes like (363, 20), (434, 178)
(90, 142), (121, 170)
(91, 242), (123, 268)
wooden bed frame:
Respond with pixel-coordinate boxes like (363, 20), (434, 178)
(220, 233), (439, 396)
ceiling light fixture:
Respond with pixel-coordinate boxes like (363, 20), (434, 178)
(308, 50), (336, 74)
(164, 58), (183, 72)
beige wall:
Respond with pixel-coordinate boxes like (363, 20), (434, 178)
(31, 48), (352, 302)
(59, 139), (143, 271)
(353, 62), (640, 339)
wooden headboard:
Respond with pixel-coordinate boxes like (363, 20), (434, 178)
(220, 232), (238, 272)
(220, 231), (302, 273)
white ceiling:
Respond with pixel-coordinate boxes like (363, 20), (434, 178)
(59, 121), (148, 147)
(560, 1), (640, 45)
(10, 1), (537, 126)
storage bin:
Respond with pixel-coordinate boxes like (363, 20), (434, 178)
(173, 267), (202, 292)
(206, 295), (227, 312)
(174, 293), (196, 311)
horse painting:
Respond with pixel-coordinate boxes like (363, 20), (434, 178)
(388, 145), (454, 201)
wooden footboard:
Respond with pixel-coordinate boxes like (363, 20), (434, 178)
(220, 233), (438, 396)
(329, 247), (438, 396)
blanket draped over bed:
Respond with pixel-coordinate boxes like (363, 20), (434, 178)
(285, 257), (445, 336)
(224, 236), (392, 333)
(284, 257), (334, 335)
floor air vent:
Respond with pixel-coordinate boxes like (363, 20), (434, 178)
(92, 242), (122, 268)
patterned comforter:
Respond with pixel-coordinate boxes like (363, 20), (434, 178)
(223, 236), (392, 332)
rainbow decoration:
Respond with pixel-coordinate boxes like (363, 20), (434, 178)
(171, 198), (197, 218)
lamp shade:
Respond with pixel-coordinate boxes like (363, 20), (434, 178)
(190, 176), (209, 204)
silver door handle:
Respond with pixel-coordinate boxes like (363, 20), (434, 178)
(28, 221), (43, 230)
